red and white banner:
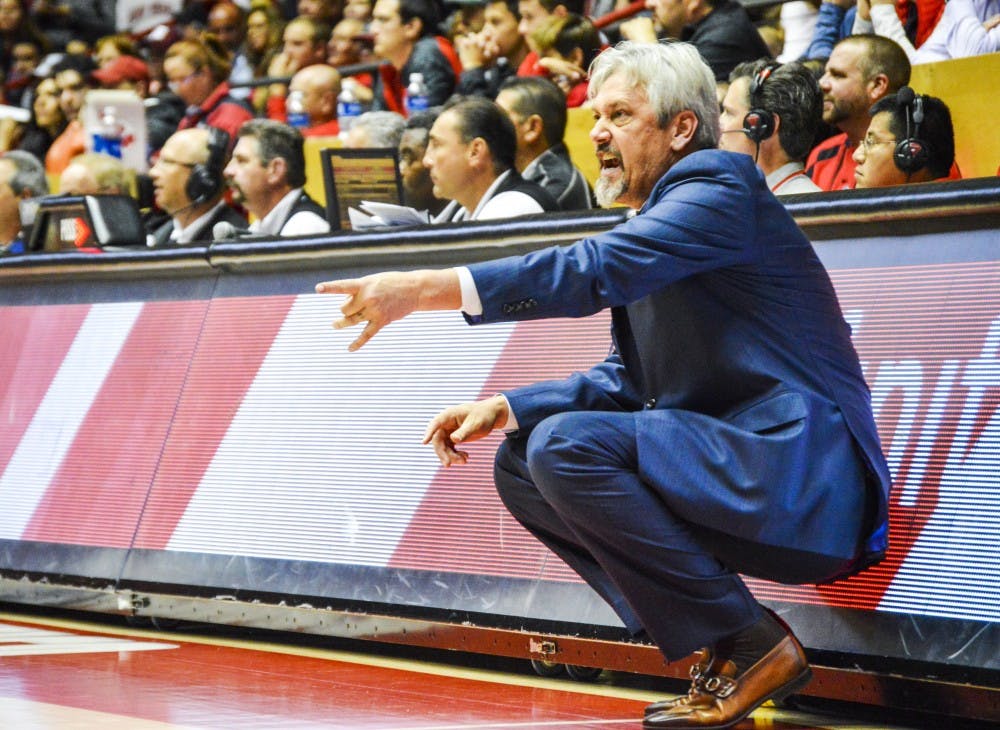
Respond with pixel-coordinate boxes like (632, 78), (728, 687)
(1, 259), (999, 623)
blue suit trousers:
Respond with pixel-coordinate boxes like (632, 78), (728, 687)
(494, 409), (859, 660)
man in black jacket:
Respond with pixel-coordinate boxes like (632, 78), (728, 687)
(425, 98), (559, 222)
(495, 76), (593, 211)
(147, 128), (246, 247)
(223, 120), (331, 237)
(621, 0), (771, 81)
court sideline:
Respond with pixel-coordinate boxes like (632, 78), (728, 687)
(0, 607), (953, 729)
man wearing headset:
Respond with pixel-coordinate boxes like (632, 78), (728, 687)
(852, 88), (956, 189)
(718, 60), (823, 196)
(147, 128), (247, 247)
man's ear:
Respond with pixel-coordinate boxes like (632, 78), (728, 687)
(523, 114), (544, 144)
(403, 16), (422, 41)
(867, 73), (890, 102)
(468, 136), (488, 167)
(267, 156), (288, 184)
(668, 109), (699, 151)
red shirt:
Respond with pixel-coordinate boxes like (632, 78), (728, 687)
(805, 132), (857, 191)
(178, 82), (254, 143)
(304, 118), (341, 137)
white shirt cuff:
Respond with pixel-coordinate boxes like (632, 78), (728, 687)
(455, 266), (483, 316)
(499, 394), (519, 432)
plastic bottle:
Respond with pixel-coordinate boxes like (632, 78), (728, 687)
(92, 106), (124, 159)
(286, 89), (309, 129)
(337, 79), (362, 139)
(404, 73), (429, 116)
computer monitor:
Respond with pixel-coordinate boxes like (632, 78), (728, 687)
(321, 147), (404, 230)
(25, 195), (145, 252)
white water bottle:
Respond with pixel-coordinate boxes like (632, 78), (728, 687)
(404, 72), (429, 115)
(286, 89), (309, 129)
(337, 79), (362, 138)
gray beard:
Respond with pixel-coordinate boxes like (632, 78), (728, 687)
(594, 173), (626, 208)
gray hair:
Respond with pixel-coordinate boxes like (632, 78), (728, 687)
(352, 111), (406, 149)
(236, 119), (307, 188)
(588, 41), (720, 151)
(3, 150), (49, 197)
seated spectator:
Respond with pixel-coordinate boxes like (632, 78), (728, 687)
(91, 54), (185, 157)
(165, 34), (255, 142)
(854, 0), (1000, 63)
(0, 149), (48, 255)
(777, 1), (820, 62)
(287, 64), (343, 137)
(514, 0), (584, 77)
(265, 17), (331, 121)
(852, 87), (955, 188)
(5, 40), (42, 109)
(720, 60), (823, 195)
(805, 34), (910, 190)
(14, 77), (66, 160)
(59, 152), (135, 196)
(456, 0), (528, 99)
(619, 0), (772, 81)
(328, 17), (370, 67)
(147, 128), (247, 246)
(494, 75), (592, 209)
(224, 119), (331, 236)
(425, 97), (559, 222)
(343, 110), (406, 147)
(245, 0), (287, 114)
(31, 0), (115, 50)
(45, 54), (96, 176)
(94, 34), (141, 69)
(207, 2), (253, 100)
(802, 0), (943, 62)
(530, 13), (601, 107)
(0, 0), (49, 81)
(397, 107), (447, 216)
(298, 0), (343, 27)
(370, 0), (461, 113)
(344, 0), (374, 24)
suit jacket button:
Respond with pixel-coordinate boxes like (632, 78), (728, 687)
(645, 398), (656, 409)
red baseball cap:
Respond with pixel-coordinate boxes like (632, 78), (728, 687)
(92, 55), (150, 87)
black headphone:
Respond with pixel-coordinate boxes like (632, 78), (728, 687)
(743, 64), (778, 145)
(186, 127), (230, 204)
(893, 86), (929, 174)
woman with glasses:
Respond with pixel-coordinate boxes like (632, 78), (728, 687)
(163, 33), (254, 143)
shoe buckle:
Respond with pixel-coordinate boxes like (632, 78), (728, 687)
(702, 675), (737, 698)
(688, 661), (708, 681)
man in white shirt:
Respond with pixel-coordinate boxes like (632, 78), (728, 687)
(224, 119), (331, 237)
(425, 97), (559, 222)
(719, 60), (823, 196)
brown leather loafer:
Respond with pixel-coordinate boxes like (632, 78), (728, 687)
(642, 633), (812, 728)
(645, 649), (713, 716)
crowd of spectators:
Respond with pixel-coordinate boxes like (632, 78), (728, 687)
(0, 0), (994, 254)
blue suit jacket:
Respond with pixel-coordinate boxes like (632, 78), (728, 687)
(466, 149), (891, 577)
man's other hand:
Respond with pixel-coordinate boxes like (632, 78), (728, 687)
(422, 395), (510, 466)
(315, 269), (462, 351)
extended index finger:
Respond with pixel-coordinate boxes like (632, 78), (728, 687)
(315, 278), (361, 295)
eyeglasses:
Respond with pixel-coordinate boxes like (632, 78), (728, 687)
(860, 132), (894, 153)
(156, 156), (198, 168)
(167, 69), (202, 93)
